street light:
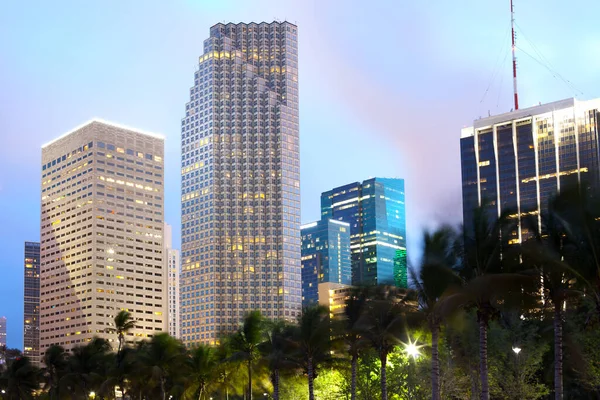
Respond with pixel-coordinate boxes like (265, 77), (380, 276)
(512, 347), (521, 355)
(404, 338), (421, 359)
(89, 392), (96, 399)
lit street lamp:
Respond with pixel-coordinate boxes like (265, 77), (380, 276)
(512, 347), (521, 355)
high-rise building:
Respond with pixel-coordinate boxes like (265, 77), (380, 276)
(164, 223), (181, 338)
(300, 219), (351, 307)
(461, 98), (600, 240)
(180, 21), (301, 346)
(40, 119), (166, 356)
(321, 178), (407, 287)
(24, 241), (40, 365)
(0, 317), (6, 347)
(318, 282), (352, 320)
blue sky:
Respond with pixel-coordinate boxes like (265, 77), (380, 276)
(1, 0), (599, 349)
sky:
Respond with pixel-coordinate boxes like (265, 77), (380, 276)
(1, 0), (599, 349)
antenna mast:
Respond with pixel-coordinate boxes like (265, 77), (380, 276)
(511, 0), (519, 110)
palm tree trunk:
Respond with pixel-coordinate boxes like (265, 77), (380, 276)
(351, 353), (358, 400)
(478, 314), (489, 400)
(161, 377), (166, 400)
(431, 321), (441, 400)
(273, 369), (280, 400)
(308, 357), (315, 400)
(380, 352), (388, 400)
(554, 302), (563, 400)
(248, 360), (253, 400)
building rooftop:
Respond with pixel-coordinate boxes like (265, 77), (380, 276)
(461, 97), (600, 138)
(42, 118), (164, 148)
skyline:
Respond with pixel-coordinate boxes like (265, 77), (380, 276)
(2, 0), (600, 348)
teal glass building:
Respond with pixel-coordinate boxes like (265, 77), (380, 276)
(321, 178), (407, 287)
(301, 219), (351, 307)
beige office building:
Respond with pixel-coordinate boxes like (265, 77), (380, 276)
(164, 223), (181, 338)
(40, 119), (166, 356)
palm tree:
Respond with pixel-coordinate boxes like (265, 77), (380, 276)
(137, 333), (185, 400)
(114, 310), (136, 360)
(259, 320), (294, 400)
(441, 205), (528, 400)
(356, 285), (415, 400)
(229, 311), (264, 400)
(61, 338), (113, 399)
(0, 356), (40, 400)
(522, 195), (584, 400)
(410, 225), (462, 400)
(114, 310), (136, 396)
(42, 345), (67, 400)
(291, 305), (331, 400)
(340, 286), (368, 400)
(187, 344), (217, 400)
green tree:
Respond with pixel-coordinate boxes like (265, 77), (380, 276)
(259, 320), (295, 400)
(229, 310), (264, 400)
(340, 286), (368, 400)
(0, 356), (40, 400)
(60, 338), (113, 399)
(42, 345), (67, 400)
(111, 310), (136, 398)
(443, 205), (528, 400)
(186, 344), (217, 400)
(356, 285), (415, 400)
(410, 225), (461, 400)
(291, 305), (332, 400)
(137, 333), (186, 400)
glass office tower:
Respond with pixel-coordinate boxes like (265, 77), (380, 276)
(180, 21), (301, 346)
(300, 219), (351, 307)
(461, 98), (600, 241)
(321, 178), (407, 287)
(24, 241), (40, 365)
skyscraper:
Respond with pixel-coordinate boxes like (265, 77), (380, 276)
(180, 21), (301, 346)
(461, 98), (600, 240)
(40, 119), (166, 356)
(321, 178), (407, 287)
(24, 241), (40, 365)
(301, 219), (351, 307)
(0, 317), (6, 347)
(164, 223), (181, 339)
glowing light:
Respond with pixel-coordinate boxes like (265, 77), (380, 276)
(404, 338), (422, 359)
(512, 347), (521, 355)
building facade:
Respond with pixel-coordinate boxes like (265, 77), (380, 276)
(0, 317), (6, 347)
(180, 21), (301, 346)
(321, 178), (407, 287)
(40, 119), (166, 356)
(461, 98), (600, 241)
(24, 241), (40, 365)
(318, 282), (352, 320)
(301, 219), (351, 307)
(164, 223), (181, 338)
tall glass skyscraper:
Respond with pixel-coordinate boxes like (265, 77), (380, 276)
(301, 219), (351, 307)
(461, 98), (600, 241)
(321, 178), (407, 287)
(24, 241), (40, 365)
(180, 21), (301, 346)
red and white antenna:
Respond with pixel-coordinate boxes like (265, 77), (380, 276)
(511, 0), (519, 110)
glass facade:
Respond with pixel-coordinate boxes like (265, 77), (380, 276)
(300, 219), (351, 307)
(321, 178), (407, 287)
(180, 22), (301, 346)
(461, 98), (600, 241)
(24, 241), (40, 365)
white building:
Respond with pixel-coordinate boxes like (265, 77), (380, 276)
(40, 119), (166, 355)
(164, 223), (181, 338)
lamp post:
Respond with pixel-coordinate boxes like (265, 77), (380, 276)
(512, 347), (522, 396)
